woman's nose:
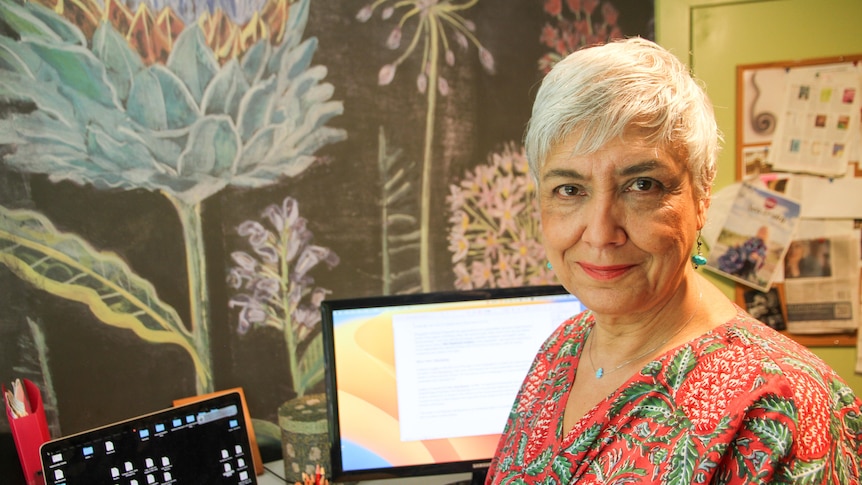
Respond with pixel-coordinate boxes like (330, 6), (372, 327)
(580, 195), (626, 247)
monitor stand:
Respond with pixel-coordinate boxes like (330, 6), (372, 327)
(470, 469), (488, 485)
(445, 469), (487, 485)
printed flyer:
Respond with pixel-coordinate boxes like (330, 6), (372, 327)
(770, 68), (861, 176)
(704, 182), (801, 292)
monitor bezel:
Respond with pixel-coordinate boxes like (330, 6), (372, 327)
(321, 284), (573, 483)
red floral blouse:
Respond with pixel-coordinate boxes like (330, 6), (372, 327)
(486, 307), (862, 484)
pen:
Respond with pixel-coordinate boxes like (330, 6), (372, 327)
(296, 464), (328, 485)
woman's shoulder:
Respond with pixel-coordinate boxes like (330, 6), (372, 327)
(692, 308), (861, 418)
(707, 309), (862, 466)
(704, 309), (845, 383)
(720, 309), (842, 376)
(668, 309), (862, 480)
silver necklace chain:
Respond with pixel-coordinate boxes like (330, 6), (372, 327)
(587, 291), (702, 379)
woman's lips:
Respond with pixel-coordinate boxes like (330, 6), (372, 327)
(578, 262), (635, 280)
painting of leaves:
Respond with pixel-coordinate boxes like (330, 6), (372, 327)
(0, 0), (654, 450)
(355, 0), (496, 292)
(0, 0), (346, 430)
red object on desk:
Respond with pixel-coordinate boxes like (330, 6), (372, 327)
(4, 379), (51, 485)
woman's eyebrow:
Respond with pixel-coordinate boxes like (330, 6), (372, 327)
(542, 168), (585, 181)
(541, 159), (667, 182)
(618, 159), (662, 176)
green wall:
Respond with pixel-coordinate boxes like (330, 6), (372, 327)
(656, 0), (862, 394)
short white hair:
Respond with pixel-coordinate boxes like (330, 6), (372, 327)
(524, 37), (720, 199)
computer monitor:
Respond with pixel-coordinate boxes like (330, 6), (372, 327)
(321, 285), (583, 485)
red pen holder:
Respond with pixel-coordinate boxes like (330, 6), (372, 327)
(4, 379), (51, 485)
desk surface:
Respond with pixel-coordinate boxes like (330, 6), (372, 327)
(260, 461), (474, 485)
(260, 460), (289, 484)
(0, 453), (471, 485)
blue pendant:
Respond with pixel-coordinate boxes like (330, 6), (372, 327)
(691, 254), (707, 267)
(595, 368), (604, 379)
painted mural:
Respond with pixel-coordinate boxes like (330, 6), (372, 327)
(0, 0), (653, 469)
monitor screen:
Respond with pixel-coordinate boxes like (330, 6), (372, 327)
(321, 285), (583, 484)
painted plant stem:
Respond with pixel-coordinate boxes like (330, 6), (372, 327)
(278, 222), (302, 396)
(380, 127), (394, 295)
(419, 20), (440, 292)
(164, 193), (213, 394)
(361, 0), (493, 292)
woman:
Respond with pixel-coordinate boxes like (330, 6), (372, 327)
(486, 38), (861, 484)
(785, 240), (806, 278)
(718, 225), (769, 282)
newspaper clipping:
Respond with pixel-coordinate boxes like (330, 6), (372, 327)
(782, 221), (861, 334)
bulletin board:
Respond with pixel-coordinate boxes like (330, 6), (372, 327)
(734, 54), (862, 347)
(737, 54), (862, 179)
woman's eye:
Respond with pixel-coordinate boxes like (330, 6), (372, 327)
(627, 178), (658, 192)
(554, 185), (583, 197)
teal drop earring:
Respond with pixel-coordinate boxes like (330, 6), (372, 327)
(691, 232), (707, 268)
(546, 261), (553, 270)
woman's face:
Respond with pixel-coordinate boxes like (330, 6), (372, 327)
(787, 242), (805, 262)
(538, 128), (707, 317)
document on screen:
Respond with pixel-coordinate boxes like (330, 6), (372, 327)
(391, 303), (562, 442)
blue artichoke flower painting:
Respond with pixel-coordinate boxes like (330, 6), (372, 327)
(0, 0), (345, 398)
